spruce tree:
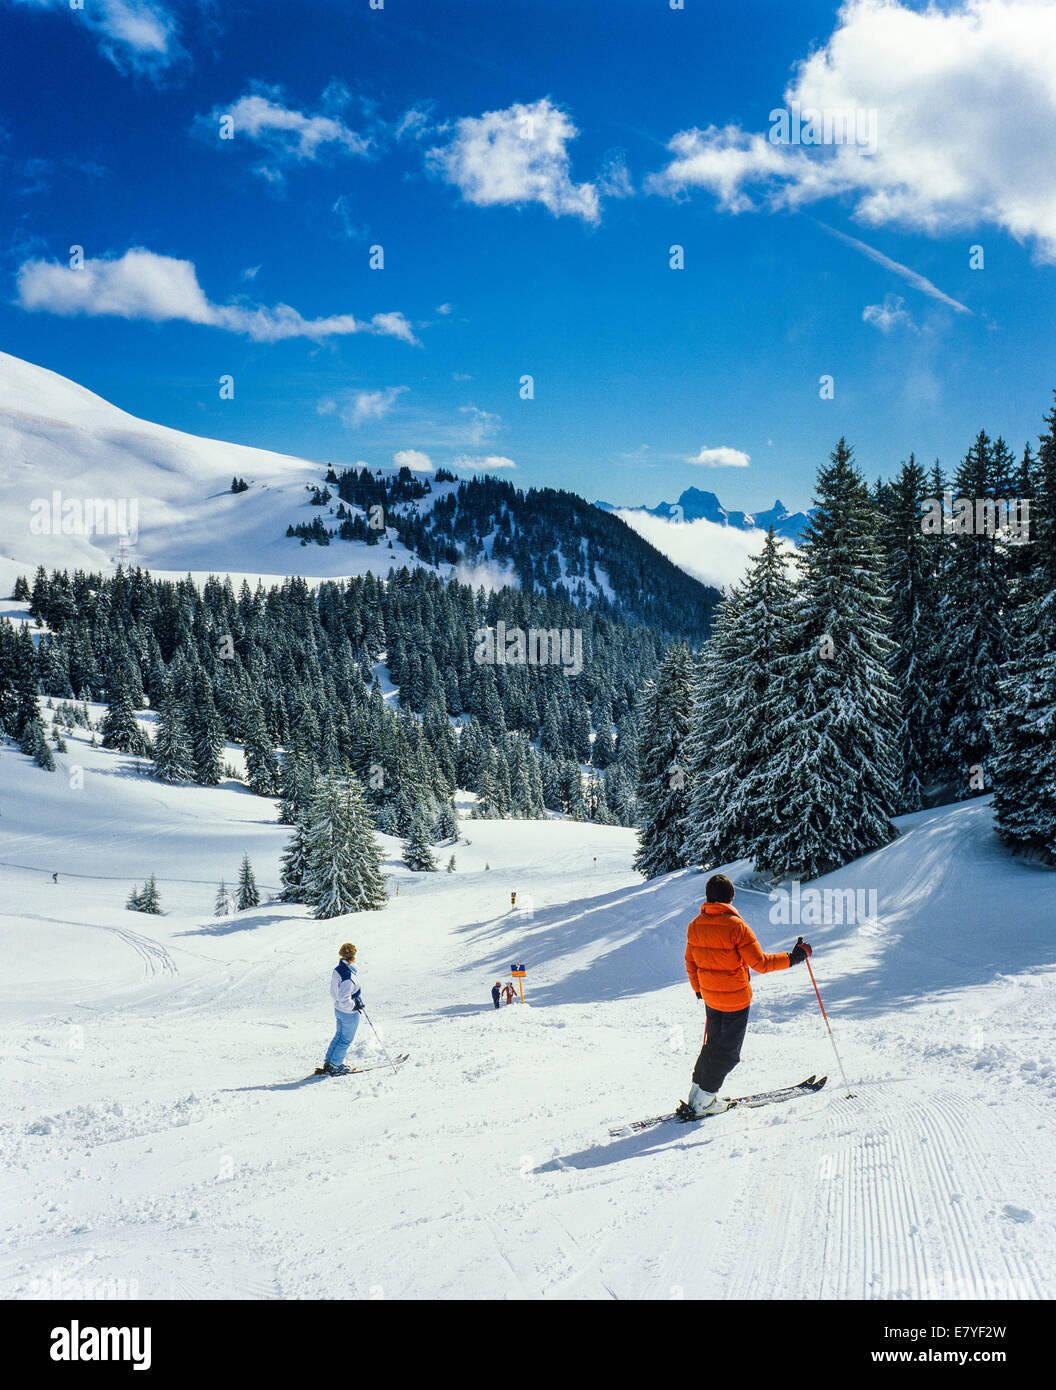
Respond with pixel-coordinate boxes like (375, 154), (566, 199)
(279, 819), (309, 903)
(685, 530), (796, 868)
(402, 808), (439, 871)
(190, 670), (224, 786)
(879, 456), (936, 812)
(237, 854), (260, 910)
(991, 392), (1056, 859)
(100, 680), (148, 757)
(434, 798), (459, 841)
(152, 693), (193, 783)
(137, 875), (162, 914)
(753, 439), (899, 880)
(28, 718), (56, 770)
(214, 879), (233, 915)
(633, 643), (694, 878)
(244, 706), (280, 796)
(303, 774), (388, 917)
(931, 432), (1011, 797)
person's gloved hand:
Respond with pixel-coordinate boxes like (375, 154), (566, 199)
(788, 938), (813, 966)
(353, 997), (365, 1012)
(694, 991), (702, 1000)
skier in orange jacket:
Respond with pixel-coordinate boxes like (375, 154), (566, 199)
(683, 873), (811, 1117)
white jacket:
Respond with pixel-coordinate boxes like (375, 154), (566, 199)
(331, 959), (362, 1013)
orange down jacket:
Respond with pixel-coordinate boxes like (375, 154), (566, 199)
(685, 902), (790, 1011)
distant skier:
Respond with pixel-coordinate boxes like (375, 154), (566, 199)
(491, 981), (502, 1010)
(316, 943), (364, 1077)
(52, 872), (58, 883)
(681, 874), (812, 1118)
(502, 982), (515, 1006)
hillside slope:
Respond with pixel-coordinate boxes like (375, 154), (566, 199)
(1, 715), (1054, 1300)
(0, 352), (720, 639)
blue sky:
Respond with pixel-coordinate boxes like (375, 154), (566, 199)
(3, 0), (1056, 513)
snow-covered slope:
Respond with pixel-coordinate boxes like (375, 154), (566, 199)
(1, 713), (1054, 1299)
(0, 351), (427, 591)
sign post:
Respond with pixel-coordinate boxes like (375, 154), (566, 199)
(510, 961), (526, 1004)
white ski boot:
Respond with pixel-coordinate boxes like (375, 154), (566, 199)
(683, 1084), (728, 1118)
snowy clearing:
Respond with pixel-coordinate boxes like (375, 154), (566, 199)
(1, 728), (1054, 1300)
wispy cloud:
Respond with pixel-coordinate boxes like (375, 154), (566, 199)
(318, 386), (408, 428)
(862, 293), (918, 333)
(814, 219), (971, 314)
(16, 247), (420, 344)
(452, 454), (516, 471)
(9, 0), (183, 76)
(195, 85), (372, 184)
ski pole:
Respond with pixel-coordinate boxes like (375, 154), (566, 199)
(361, 1006), (400, 1075)
(797, 937), (854, 1097)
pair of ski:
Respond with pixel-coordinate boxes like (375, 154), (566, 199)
(309, 1052), (410, 1079)
(608, 1074), (827, 1138)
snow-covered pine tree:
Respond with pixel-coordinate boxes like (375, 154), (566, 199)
(930, 431), (1010, 797)
(753, 439), (899, 880)
(402, 807), (439, 871)
(99, 680), (148, 756)
(472, 768), (501, 818)
(23, 715), (56, 770)
(434, 798), (459, 842)
(279, 819), (309, 903)
(152, 692), (193, 783)
(303, 774), (388, 918)
(244, 705), (280, 796)
(214, 879), (233, 915)
(991, 392), (1056, 860)
(685, 529), (797, 868)
(189, 670), (224, 786)
(633, 643), (694, 878)
(237, 854), (260, 910)
(138, 875), (162, 914)
(278, 740), (315, 825)
(878, 456), (936, 812)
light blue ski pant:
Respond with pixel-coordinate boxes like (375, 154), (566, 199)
(325, 1009), (361, 1066)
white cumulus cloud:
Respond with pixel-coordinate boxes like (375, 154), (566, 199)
(16, 248), (419, 344)
(647, 0), (1056, 263)
(427, 97), (599, 223)
(393, 449), (433, 472)
(685, 445), (751, 468)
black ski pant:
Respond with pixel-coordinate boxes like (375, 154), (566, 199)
(693, 1004), (750, 1093)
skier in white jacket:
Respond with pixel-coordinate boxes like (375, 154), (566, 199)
(317, 942), (364, 1076)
